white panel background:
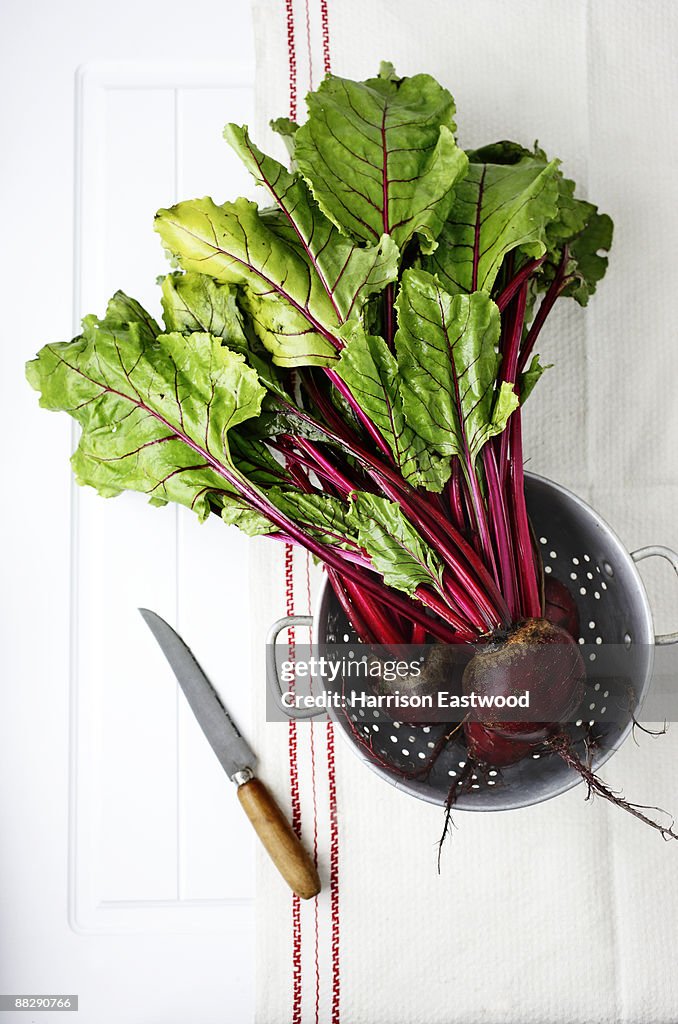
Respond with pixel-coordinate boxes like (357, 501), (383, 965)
(72, 62), (258, 932)
(0, 3), (261, 1020)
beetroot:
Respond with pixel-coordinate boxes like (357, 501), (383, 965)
(464, 722), (537, 767)
(461, 618), (585, 762)
(543, 577), (580, 639)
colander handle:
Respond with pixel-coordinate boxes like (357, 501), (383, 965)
(266, 615), (324, 720)
(631, 546), (678, 645)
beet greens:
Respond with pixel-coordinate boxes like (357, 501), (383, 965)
(27, 64), (611, 649)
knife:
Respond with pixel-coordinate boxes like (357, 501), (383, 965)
(139, 608), (321, 901)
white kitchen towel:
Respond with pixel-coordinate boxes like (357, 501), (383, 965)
(248, 2), (678, 1022)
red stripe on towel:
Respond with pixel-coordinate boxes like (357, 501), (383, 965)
(319, 0), (331, 75)
(327, 719), (340, 1024)
(284, 0), (298, 120)
(285, 542), (303, 1024)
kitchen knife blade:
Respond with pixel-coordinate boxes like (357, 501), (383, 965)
(139, 608), (255, 780)
(139, 607), (321, 900)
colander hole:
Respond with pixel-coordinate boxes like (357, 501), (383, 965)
(488, 780), (496, 786)
(571, 572), (578, 580)
(422, 726), (431, 733)
(351, 714), (358, 722)
(539, 536), (548, 544)
(358, 709), (365, 717)
(576, 719), (583, 727)
(579, 587), (587, 595)
(587, 571), (594, 580)
(604, 690), (609, 698)
(589, 620), (596, 628)
(584, 555), (591, 562)
(549, 550), (557, 559)
(390, 735), (397, 742)
(448, 770), (457, 777)
(408, 735), (416, 742)
(532, 753), (540, 759)
(343, 633), (350, 641)
(589, 653), (597, 661)
(427, 741), (435, 749)
(488, 770), (498, 776)
(573, 557), (580, 565)
(603, 561), (614, 577)
(594, 682), (601, 691)
(589, 703), (596, 710)
(601, 706), (607, 714)
(589, 720), (595, 726)
(595, 636), (603, 645)
(418, 752), (426, 759)
(373, 710), (380, 718)
(545, 565), (552, 574)
(578, 637), (585, 645)
(459, 761), (466, 768)
(624, 633), (632, 648)
(601, 582), (608, 590)
(372, 724), (379, 731)
(393, 722), (401, 728)
(594, 591), (601, 599)
(402, 748), (410, 756)
(471, 784), (480, 789)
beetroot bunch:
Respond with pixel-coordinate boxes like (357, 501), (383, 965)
(29, 64), (674, 840)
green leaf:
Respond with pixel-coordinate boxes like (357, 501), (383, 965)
(249, 395), (338, 446)
(228, 430), (287, 486)
(293, 65), (468, 253)
(155, 196), (341, 368)
(269, 116), (299, 159)
(347, 492), (445, 597)
(102, 291), (161, 341)
(335, 322), (450, 491)
(220, 497), (275, 536)
(268, 488), (356, 548)
(26, 316), (266, 522)
(425, 158), (560, 295)
(564, 211), (613, 306)
(224, 124), (399, 321)
(519, 353), (550, 402)
(467, 139), (544, 166)
(160, 270), (285, 395)
(469, 141), (613, 306)
(160, 271), (248, 343)
(395, 270), (518, 467)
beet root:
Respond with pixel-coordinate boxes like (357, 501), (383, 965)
(543, 577), (580, 640)
(462, 618), (586, 764)
(464, 721), (539, 767)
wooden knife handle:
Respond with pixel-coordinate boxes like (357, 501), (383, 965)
(237, 778), (321, 900)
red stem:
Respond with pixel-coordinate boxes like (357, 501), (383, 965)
(495, 256), (545, 312)
(482, 444), (519, 620)
(517, 246), (569, 375)
(506, 408), (541, 618)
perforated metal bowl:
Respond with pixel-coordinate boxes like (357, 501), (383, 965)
(268, 474), (678, 810)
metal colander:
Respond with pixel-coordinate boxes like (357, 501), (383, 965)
(268, 474), (678, 810)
